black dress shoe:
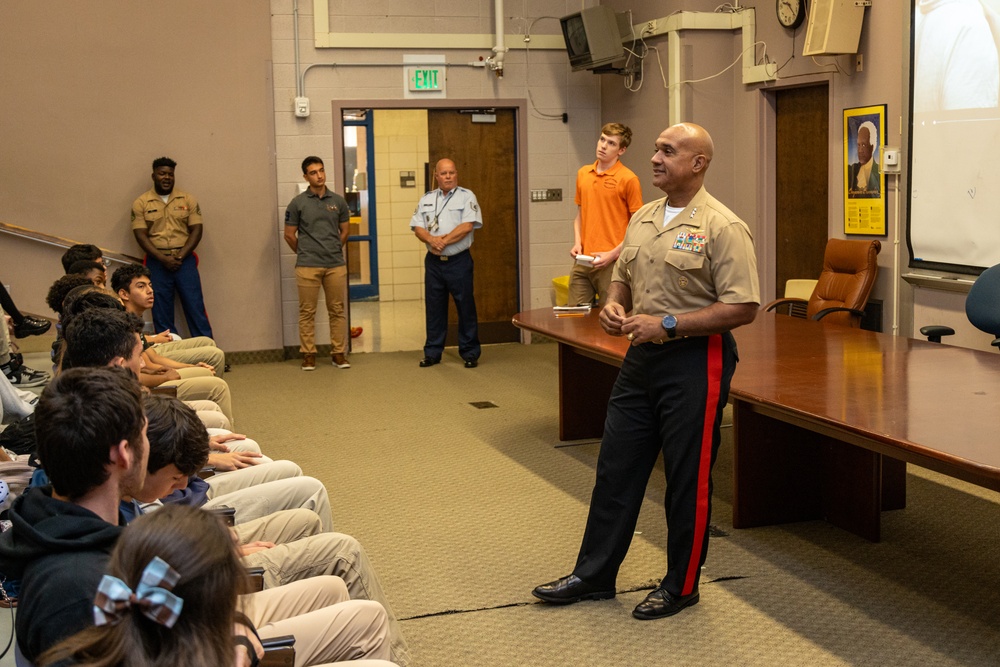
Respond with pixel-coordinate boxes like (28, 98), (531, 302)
(13, 316), (51, 339)
(532, 574), (615, 605)
(463, 358), (478, 368)
(419, 357), (440, 367)
(631, 587), (699, 620)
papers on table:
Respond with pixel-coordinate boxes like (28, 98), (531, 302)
(553, 305), (591, 317)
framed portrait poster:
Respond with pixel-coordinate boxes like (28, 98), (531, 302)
(843, 104), (887, 236)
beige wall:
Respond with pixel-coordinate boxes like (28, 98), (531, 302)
(0, 1), (281, 353)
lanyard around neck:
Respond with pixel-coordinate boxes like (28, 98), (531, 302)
(434, 189), (456, 223)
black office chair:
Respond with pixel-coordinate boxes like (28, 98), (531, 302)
(920, 263), (1000, 347)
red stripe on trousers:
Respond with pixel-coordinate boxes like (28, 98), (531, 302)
(682, 333), (723, 595)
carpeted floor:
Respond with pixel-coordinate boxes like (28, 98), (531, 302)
(224, 342), (1000, 666)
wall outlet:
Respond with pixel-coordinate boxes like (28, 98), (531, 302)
(530, 189), (562, 202)
(646, 20), (656, 34)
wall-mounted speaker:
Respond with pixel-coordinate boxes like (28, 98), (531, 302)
(802, 0), (867, 56)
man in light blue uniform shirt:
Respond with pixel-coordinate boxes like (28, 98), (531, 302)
(409, 158), (482, 368)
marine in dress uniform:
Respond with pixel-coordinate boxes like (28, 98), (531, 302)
(533, 123), (760, 620)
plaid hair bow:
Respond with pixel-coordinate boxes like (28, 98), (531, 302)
(93, 556), (183, 628)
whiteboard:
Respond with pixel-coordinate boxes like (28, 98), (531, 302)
(908, 0), (1000, 273)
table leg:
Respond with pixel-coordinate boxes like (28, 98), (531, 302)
(732, 399), (891, 542)
(881, 457), (907, 511)
(558, 344), (619, 441)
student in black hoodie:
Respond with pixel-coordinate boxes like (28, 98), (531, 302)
(0, 367), (148, 663)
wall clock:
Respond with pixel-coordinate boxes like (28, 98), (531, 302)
(777, 0), (806, 30)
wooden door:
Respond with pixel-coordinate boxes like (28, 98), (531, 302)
(427, 109), (519, 344)
(775, 85), (829, 300)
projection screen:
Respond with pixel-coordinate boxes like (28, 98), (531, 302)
(909, 0), (1000, 273)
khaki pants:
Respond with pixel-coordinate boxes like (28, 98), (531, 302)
(244, 577), (393, 666)
(154, 336), (226, 377)
(186, 399), (231, 430)
(203, 460), (334, 532)
(238, 509), (411, 667)
(163, 372), (234, 426)
(295, 265), (348, 355)
(568, 262), (614, 308)
(204, 428), (267, 461)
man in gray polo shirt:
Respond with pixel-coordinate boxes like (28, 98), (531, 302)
(283, 156), (352, 371)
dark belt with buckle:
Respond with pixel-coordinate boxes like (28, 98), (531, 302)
(429, 249), (469, 262)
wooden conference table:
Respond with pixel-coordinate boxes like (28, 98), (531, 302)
(513, 308), (1000, 541)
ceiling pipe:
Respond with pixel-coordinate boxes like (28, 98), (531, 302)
(485, 0), (508, 78)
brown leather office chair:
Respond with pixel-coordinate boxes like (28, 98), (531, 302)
(765, 238), (881, 328)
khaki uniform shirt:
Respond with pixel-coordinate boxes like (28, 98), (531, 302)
(612, 186), (759, 316)
(131, 188), (202, 250)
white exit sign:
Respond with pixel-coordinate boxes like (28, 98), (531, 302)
(407, 67), (445, 92)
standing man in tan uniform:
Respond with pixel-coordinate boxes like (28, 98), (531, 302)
(569, 122), (644, 307)
(131, 157), (213, 338)
(534, 123), (760, 620)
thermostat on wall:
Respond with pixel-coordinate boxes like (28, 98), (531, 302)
(294, 96), (310, 118)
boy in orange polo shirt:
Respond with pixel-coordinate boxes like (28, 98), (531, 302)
(569, 123), (644, 307)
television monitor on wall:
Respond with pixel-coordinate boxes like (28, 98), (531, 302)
(560, 6), (627, 72)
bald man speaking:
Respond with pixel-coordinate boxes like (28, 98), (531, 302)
(533, 123), (760, 620)
(410, 159), (483, 368)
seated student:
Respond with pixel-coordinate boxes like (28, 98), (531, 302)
(55, 286), (232, 430)
(45, 274), (96, 317)
(60, 298), (232, 429)
(59, 298), (234, 438)
(0, 368), (394, 666)
(134, 395), (411, 666)
(61, 293), (235, 426)
(60, 243), (103, 273)
(67, 259), (107, 288)
(112, 263), (226, 376)
(45, 274), (97, 361)
(58, 292), (235, 443)
(1, 308), (50, 388)
(62, 305), (334, 528)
